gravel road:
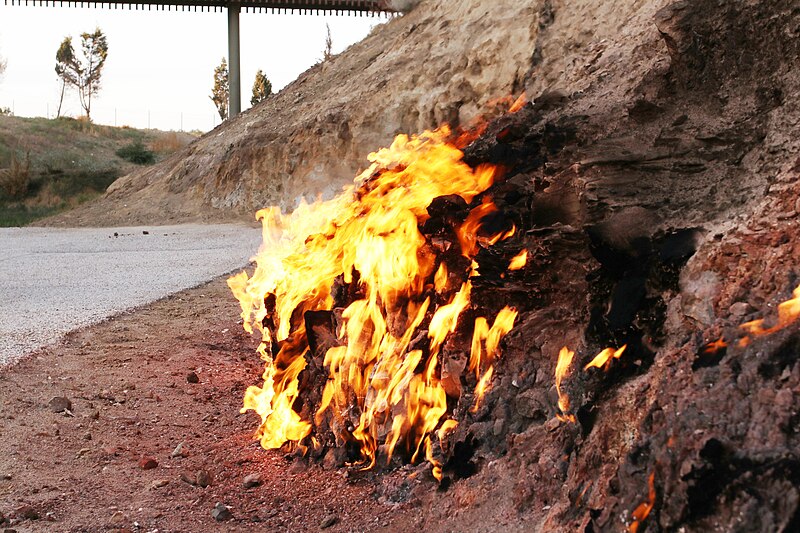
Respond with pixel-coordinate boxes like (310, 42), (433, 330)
(0, 224), (261, 365)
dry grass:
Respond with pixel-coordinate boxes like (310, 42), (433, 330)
(149, 131), (189, 155)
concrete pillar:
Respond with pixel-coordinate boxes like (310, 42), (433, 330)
(227, 3), (241, 118)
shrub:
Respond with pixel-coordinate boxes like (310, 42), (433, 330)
(116, 141), (155, 165)
(0, 151), (31, 199)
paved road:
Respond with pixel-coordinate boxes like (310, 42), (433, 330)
(0, 224), (262, 365)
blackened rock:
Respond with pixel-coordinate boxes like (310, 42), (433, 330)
(186, 372), (200, 384)
(320, 514), (338, 529)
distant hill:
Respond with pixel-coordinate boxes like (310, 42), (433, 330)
(0, 115), (194, 226)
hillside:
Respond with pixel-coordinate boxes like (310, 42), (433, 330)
(0, 115), (193, 226)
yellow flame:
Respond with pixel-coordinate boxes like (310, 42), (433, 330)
(583, 345), (627, 371)
(555, 347), (576, 422)
(508, 249), (528, 271)
(629, 471), (656, 533)
(231, 126), (518, 471)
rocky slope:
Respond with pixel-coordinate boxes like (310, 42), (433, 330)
(46, 0), (548, 226)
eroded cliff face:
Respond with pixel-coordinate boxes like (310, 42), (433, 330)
(49, 0), (547, 226)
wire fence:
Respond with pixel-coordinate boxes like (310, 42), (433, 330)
(2, 99), (220, 133)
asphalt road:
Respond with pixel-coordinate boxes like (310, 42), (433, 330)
(0, 224), (262, 365)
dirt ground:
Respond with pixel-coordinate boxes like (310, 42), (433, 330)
(0, 276), (442, 533)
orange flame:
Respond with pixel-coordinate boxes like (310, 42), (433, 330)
(555, 347), (576, 422)
(629, 471), (656, 533)
(701, 337), (727, 355)
(231, 126), (519, 472)
(469, 307), (518, 412)
(508, 249), (528, 271)
(584, 345), (627, 371)
(508, 91), (527, 113)
(739, 284), (800, 338)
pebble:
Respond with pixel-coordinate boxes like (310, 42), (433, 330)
(48, 396), (72, 413)
(109, 511), (126, 525)
(15, 505), (39, 520)
(320, 514), (338, 529)
(242, 473), (262, 488)
(729, 301), (753, 317)
(150, 479), (169, 490)
(138, 457), (158, 470)
(211, 502), (232, 522)
(196, 469), (213, 488)
(170, 442), (185, 458)
(186, 372), (200, 384)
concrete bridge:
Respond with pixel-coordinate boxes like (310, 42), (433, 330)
(3, 0), (397, 118)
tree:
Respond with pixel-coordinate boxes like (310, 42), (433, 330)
(323, 23), (333, 61)
(210, 57), (229, 121)
(54, 28), (108, 120)
(55, 37), (78, 118)
(77, 28), (109, 120)
(250, 69), (272, 107)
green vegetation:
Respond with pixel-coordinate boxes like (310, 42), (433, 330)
(55, 28), (109, 121)
(210, 57), (229, 121)
(0, 115), (193, 226)
(251, 69), (273, 107)
(116, 141), (155, 165)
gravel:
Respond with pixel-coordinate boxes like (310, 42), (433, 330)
(0, 224), (261, 365)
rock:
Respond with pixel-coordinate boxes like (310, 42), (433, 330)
(87, 409), (100, 420)
(109, 511), (126, 525)
(186, 371), (200, 384)
(196, 469), (213, 488)
(514, 389), (548, 421)
(48, 396), (72, 413)
(243, 473), (262, 488)
(180, 472), (196, 485)
(170, 442), (185, 458)
(0, 473), (11, 480)
(320, 514), (338, 529)
(150, 479), (169, 489)
(729, 301), (753, 317)
(211, 502), (232, 522)
(15, 505), (39, 520)
(138, 457), (158, 470)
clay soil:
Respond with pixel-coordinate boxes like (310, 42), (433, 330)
(0, 277), (439, 532)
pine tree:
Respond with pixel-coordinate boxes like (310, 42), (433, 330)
(250, 69), (272, 107)
(210, 58), (229, 121)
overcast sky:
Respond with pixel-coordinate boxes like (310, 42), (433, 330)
(0, 6), (383, 131)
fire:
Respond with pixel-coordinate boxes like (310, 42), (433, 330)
(739, 284), (800, 337)
(699, 284), (800, 354)
(555, 346), (576, 422)
(508, 249), (528, 271)
(230, 126), (519, 472)
(584, 345), (627, 371)
(628, 471), (656, 533)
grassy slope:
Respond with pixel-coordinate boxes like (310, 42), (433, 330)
(0, 115), (194, 226)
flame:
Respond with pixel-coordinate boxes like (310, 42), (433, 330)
(231, 126), (519, 471)
(508, 91), (527, 113)
(739, 284), (800, 337)
(555, 347), (576, 422)
(701, 337), (727, 355)
(629, 471), (656, 533)
(508, 249), (528, 271)
(469, 308), (518, 411)
(584, 345), (627, 371)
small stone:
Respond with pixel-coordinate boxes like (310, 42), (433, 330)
(211, 502), (232, 522)
(196, 469), (212, 488)
(320, 514), (338, 529)
(87, 410), (100, 420)
(138, 457), (158, 470)
(186, 371), (200, 384)
(48, 396), (72, 413)
(142, 230), (149, 235)
(242, 473), (262, 489)
(150, 479), (169, 489)
(0, 473), (11, 480)
(180, 472), (196, 485)
(109, 511), (126, 525)
(170, 442), (185, 458)
(729, 301), (753, 317)
(545, 417), (562, 432)
(15, 505), (39, 520)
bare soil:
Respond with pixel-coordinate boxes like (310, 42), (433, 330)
(0, 278), (432, 532)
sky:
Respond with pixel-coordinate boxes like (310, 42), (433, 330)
(0, 5), (383, 131)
